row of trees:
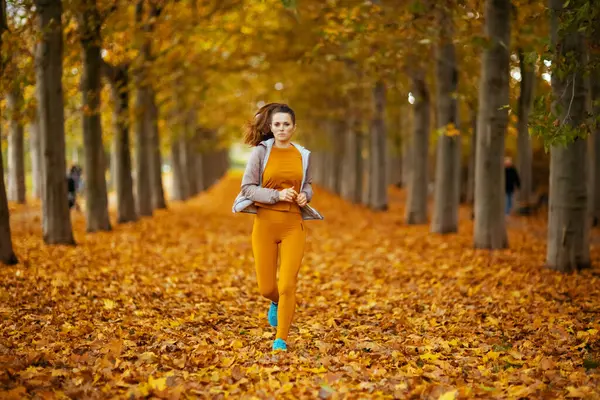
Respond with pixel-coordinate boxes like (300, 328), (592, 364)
(2, 0), (600, 274)
(1, 0), (234, 265)
(287, 0), (598, 273)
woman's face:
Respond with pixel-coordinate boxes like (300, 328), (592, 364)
(270, 112), (295, 143)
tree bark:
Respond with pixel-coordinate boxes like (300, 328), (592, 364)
(406, 71), (430, 224)
(387, 107), (403, 187)
(465, 107), (477, 205)
(473, 0), (510, 249)
(136, 1), (165, 210)
(170, 132), (187, 201)
(590, 22), (600, 226)
(133, 1), (152, 217)
(147, 89), (166, 209)
(105, 63), (137, 223)
(517, 49), (536, 207)
(369, 81), (388, 210)
(361, 137), (371, 205)
(29, 117), (42, 199)
(545, 0), (590, 272)
(0, 136), (18, 265)
(432, 9), (460, 233)
(185, 110), (198, 196)
(35, 0), (74, 245)
(134, 89), (152, 216)
(202, 151), (214, 189)
(401, 138), (412, 189)
(79, 0), (111, 232)
(326, 121), (344, 195)
(7, 86), (26, 204)
(387, 145), (402, 186)
(195, 152), (205, 192)
(341, 108), (362, 203)
(0, 0), (18, 265)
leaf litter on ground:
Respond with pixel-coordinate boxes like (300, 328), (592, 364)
(1, 171), (600, 399)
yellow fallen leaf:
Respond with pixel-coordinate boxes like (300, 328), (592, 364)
(303, 365), (328, 374)
(103, 299), (115, 310)
(280, 382), (293, 392)
(484, 351), (500, 361)
(566, 386), (591, 397)
(420, 353), (440, 361)
(438, 389), (457, 400)
(221, 357), (235, 367)
(148, 376), (167, 391)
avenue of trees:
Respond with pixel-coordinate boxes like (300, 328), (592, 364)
(1, 0), (600, 274)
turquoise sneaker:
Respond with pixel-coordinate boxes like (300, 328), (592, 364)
(273, 338), (287, 351)
(268, 302), (278, 327)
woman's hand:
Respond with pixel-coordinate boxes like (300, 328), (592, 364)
(296, 192), (307, 207)
(279, 188), (298, 202)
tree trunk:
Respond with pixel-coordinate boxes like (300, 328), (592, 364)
(341, 111), (362, 203)
(170, 132), (187, 201)
(590, 24), (600, 226)
(35, 0), (74, 245)
(29, 117), (42, 199)
(7, 87), (26, 204)
(406, 72), (430, 224)
(0, 0), (18, 264)
(326, 121), (344, 195)
(185, 137), (198, 196)
(195, 152), (204, 192)
(182, 110), (196, 197)
(133, 2), (152, 217)
(369, 81), (388, 210)
(545, 0), (590, 272)
(387, 107), (403, 187)
(185, 120), (199, 196)
(517, 49), (536, 207)
(401, 138), (412, 189)
(0, 136), (18, 265)
(148, 88), (166, 209)
(79, 0), (111, 232)
(361, 137), (371, 205)
(135, 0), (165, 210)
(134, 86), (152, 217)
(432, 10), (460, 233)
(106, 64), (137, 223)
(465, 107), (477, 204)
(473, 0), (510, 249)
(387, 146), (402, 186)
(202, 151), (214, 189)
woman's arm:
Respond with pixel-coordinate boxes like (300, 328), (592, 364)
(301, 153), (313, 203)
(241, 146), (280, 204)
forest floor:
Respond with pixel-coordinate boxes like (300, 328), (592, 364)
(1, 171), (600, 399)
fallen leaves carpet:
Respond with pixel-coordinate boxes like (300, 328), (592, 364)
(1, 172), (600, 399)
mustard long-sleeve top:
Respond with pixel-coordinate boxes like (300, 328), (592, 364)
(255, 145), (303, 214)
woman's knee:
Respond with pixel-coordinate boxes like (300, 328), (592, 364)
(258, 284), (278, 299)
(278, 282), (296, 297)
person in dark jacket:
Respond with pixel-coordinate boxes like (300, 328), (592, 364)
(505, 156), (520, 215)
(67, 165), (82, 211)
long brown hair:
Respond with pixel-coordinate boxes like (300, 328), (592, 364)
(243, 103), (296, 146)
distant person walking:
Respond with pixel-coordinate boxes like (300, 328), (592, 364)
(67, 165), (82, 211)
(232, 103), (323, 352)
(504, 156), (520, 215)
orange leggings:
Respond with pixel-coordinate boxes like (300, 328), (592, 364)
(252, 207), (306, 340)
